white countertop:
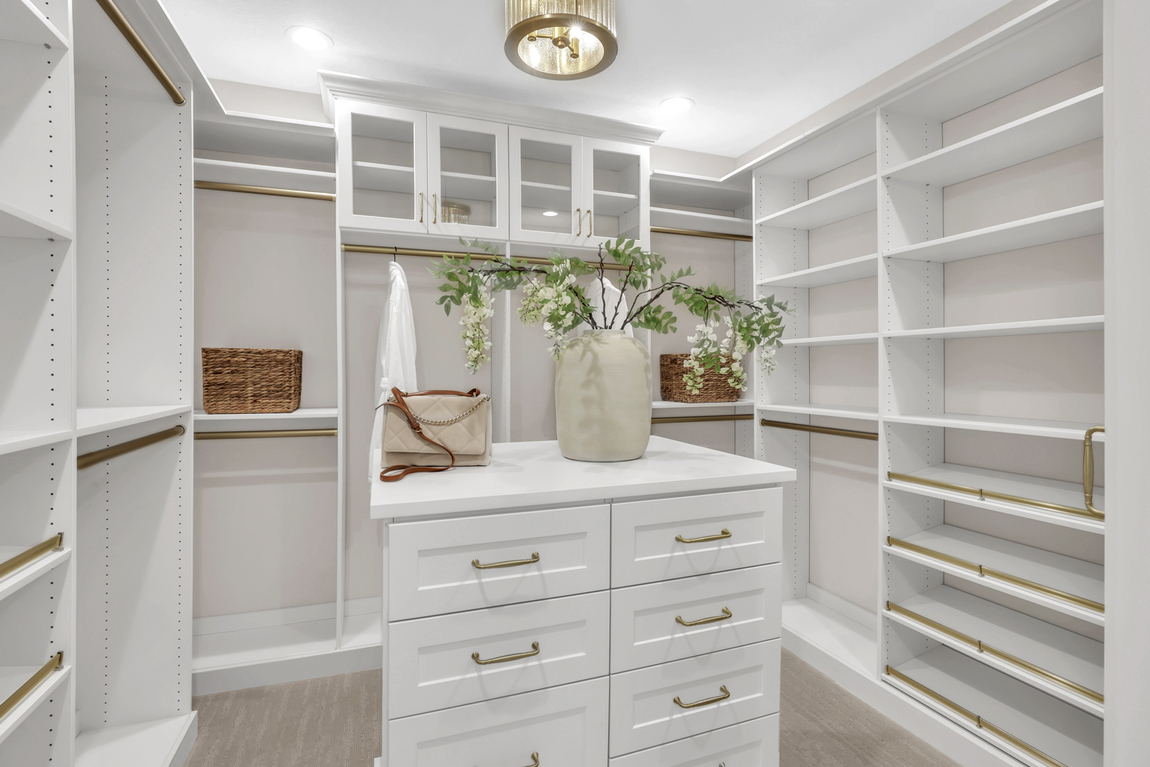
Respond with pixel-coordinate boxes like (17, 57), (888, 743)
(371, 436), (795, 519)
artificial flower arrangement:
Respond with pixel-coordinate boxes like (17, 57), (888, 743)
(432, 237), (789, 394)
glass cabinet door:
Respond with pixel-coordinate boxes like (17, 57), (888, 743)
(582, 137), (650, 252)
(336, 101), (428, 234)
(509, 126), (585, 248)
(427, 115), (508, 240)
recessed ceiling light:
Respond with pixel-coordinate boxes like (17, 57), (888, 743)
(287, 26), (333, 51)
(543, 210), (559, 217)
(660, 96), (695, 115)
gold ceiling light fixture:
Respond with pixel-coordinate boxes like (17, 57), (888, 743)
(505, 0), (618, 80)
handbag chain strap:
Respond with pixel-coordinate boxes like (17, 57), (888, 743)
(388, 393), (490, 426)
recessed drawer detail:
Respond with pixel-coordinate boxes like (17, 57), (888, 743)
(610, 565), (781, 673)
(608, 715), (780, 767)
(388, 677), (610, 767)
(607, 640), (780, 757)
(612, 489), (781, 587)
(388, 504), (611, 620)
(389, 591), (610, 718)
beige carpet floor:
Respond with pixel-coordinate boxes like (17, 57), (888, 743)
(184, 649), (963, 767)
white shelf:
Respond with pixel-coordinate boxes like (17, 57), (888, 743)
(650, 207), (752, 238)
(783, 597), (876, 677)
(755, 175), (877, 230)
(649, 177), (751, 213)
(441, 171), (497, 202)
(884, 89), (1103, 188)
(75, 713), (197, 767)
(783, 333), (878, 347)
(0, 546), (69, 604)
(756, 253), (878, 289)
(0, 0), (69, 48)
(193, 619), (338, 671)
(194, 407), (338, 432)
(194, 158), (336, 195)
(757, 113), (876, 180)
(521, 181), (572, 211)
(885, 463), (1104, 534)
(884, 412), (1103, 442)
(652, 399), (755, 412)
(352, 161), (414, 193)
(888, 585), (1103, 716)
(74, 405), (190, 438)
(758, 403), (879, 422)
(884, 202), (1104, 264)
(0, 663), (69, 745)
(885, 524), (1104, 625)
(593, 190), (639, 216)
(885, 316), (1103, 340)
(0, 198), (73, 241)
(0, 429), (71, 458)
(887, 647), (1102, 767)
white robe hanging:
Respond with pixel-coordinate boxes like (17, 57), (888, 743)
(584, 276), (634, 336)
(370, 260), (418, 477)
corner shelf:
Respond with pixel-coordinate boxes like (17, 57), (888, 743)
(0, 0), (69, 49)
(884, 316), (1103, 340)
(756, 253), (878, 289)
(755, 176), (877, 230)
(194, 158), (336, 195)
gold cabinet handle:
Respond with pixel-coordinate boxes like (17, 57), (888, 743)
(472, 552), (540, 569)
(472, 641), (540, 665)
(419, 192), (424, 223)
(575, 207), (582, 236)
(673, 685), (730, 709)
(675, 607), (732, 627)
(586, 208), (593, 237)
(1083, 426), (1104, 518)
(432, 193), (438, 224)
(476, 754), (539, 767)
(676, 529), (731, 544)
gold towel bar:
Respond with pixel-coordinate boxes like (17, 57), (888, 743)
(760, 418), (878, 441)
(886, 537), (1104, 613)
(0, 653), (64, 721)
(77, 425), (185, 470)
(0, 534), (64, 581)
(194, 429), (337, 440)
(93, 0), (185, 105)
(653, 414), (754, 424)
(885, 666), (1068, 767)
(651, 226), (754, 243)
(342, 243), (630, 272)
(194, 181), (335, 202)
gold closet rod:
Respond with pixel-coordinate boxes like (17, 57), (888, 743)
(0, 534), (64, 581)
(0, 653), (64, 721)
(77, 425), (185, 470)
(195, 429), (337, 440)
(886, 536), (1104, 613)
(194, 181), (335, 202)
(94, 0), (185, 105)
(652, 414), (753, 425)
(759, 418), (878, 441)
(885, 601), (1103, 704)
(651, 226), (753, 243)
(884, 665), (1068, 767)
(342, 243), (631, 272)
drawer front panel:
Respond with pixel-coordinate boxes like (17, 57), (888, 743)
(608, 640), (780, 757)
(612, 489), (781, 587)
(389, 591), (610, 718)
(389, 504), (611, 620)
(389, 677), (609, 767)
(609, 716), (779, 767)
(611, 565), (781, 673)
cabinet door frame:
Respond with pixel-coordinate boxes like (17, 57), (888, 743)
(335, 99), (428, 235)
(581, 135), (651, 252)
(509, 125), (586, 248)
(426, 113), (509, 241)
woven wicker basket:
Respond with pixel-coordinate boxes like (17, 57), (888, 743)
(202, 348), (302, 414)
(659, 353), (740, 403)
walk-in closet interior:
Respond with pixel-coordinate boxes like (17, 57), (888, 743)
(2, 0), (1149, 766)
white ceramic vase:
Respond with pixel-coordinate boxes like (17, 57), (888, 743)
(554, 329), (652, 462)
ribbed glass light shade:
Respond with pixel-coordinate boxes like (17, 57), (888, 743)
(505, 0), (618, 79)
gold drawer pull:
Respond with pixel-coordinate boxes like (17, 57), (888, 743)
(477, 753), (538, 767)
(674, 685), (730, 709)
(676, 529), (731, 544)
(472, 642), (540, 665)
(472, 552), (540, 569)
(676, 607), (732, 627)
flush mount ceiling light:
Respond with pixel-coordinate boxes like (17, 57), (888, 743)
(660, 96), (695, 115)
(505, 0), (617, 80)
(287, 26), (333, 51)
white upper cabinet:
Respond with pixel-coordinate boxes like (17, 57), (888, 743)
(338, 101), (429, 234)
(427, 114), (509, 241)
(583, 136), (650, 252)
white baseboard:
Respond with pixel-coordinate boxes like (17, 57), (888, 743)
(193, 642), (382, 697)
(193, 597), (381, 636)
(805, 581), (877, 632)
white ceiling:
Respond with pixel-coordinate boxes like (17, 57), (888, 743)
(162, 0), (1016, 157)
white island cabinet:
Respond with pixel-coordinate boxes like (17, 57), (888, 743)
(370, 436), (794, 767)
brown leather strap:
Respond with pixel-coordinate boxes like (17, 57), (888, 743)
(380, 387), (458, 482)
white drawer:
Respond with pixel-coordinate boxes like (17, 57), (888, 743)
(608, 640), (780, 757)
(609, 716), (779, 767)
(611, 489), (781, 587)
(611, 565), (781, 673)
(389, 591), (610, 718)
(388, 504), (611, 620)
(389, 677), (609, 767)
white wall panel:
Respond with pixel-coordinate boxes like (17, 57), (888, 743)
(809, 278), (878, 337)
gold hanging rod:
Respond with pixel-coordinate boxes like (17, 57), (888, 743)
(93, 0), (185, 105)
(760, 418), (878, 441)
(885, 602), (1103, 704)
(341, 243), (630, 272)
(886, 536), (1104, 613)
(0, 534), (64, 581)
(77, 425), (185, 470)
(194, 181), (335, 202)
(651, 226), (754, 243)
(0, 653), (64, 721)
(885, 666), (1068, 767)
(652, 414), (754, 425)
(195, 429), (337, 440)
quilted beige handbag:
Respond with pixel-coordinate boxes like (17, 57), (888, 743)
(380, 387), (491, 481)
